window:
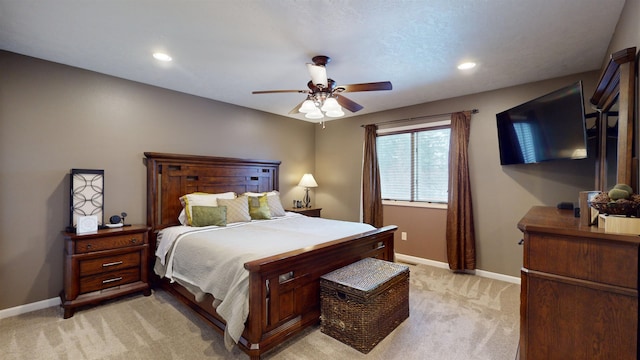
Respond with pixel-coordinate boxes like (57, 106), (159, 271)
(377, 121), (451, 203)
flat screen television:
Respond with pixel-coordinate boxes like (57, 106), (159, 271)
(496, 81), (587, 165)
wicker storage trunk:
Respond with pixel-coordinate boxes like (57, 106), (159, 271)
(320, 257), (409, 353)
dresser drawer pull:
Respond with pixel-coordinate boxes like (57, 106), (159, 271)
(102, 261), (123, 267)
(130, 238), (137, 244)
(102, 277), (123, 284)
(86, 244), (92, 249)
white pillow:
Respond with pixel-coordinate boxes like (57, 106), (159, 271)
(179, 192), (235, 225)
(242, 190), (286, 217)
(178, 208), (188, 225)
(243, 190), (279, 197)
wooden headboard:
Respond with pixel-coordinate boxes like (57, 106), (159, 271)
(144, 152), (281, 233)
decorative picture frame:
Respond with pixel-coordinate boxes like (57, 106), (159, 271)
(76, 215), (99, 234)
(68, 169), (104, 231)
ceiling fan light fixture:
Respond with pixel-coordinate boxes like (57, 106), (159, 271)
(251, 56), (392, 120)
(299, 99), (317, 113)
(325, 108), (345, 118)
(305, 108), (324, 119)
(320, 97), (340, 112)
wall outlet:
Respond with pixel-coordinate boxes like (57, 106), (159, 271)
(401, 232), (407, 241)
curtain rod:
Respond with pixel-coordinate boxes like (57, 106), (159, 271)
(361, 109), (479, 127)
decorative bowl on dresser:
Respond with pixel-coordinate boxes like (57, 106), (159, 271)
(60, 224), (151, 318)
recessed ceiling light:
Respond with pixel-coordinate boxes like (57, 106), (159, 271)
(153, 52), (172, 62)
(457, 62), (476, 70)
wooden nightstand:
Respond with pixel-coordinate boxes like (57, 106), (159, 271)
(60, 225), (151, 318)
(287, 207), (322, 217)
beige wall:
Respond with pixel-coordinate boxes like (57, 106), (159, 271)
(606, 0), (640, 60)
(316, 71), (600, 277)
(385, 206), (447, 262)
(0, 51), (316, 310)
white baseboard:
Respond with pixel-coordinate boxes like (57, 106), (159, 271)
(0, 297), (61, 320)
(395, 253), (521, 285)
(1, 255), (520, 320)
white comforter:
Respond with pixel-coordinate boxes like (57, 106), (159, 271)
(154, 213), (375, 348)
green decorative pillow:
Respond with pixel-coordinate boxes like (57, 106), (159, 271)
(242, 190), (286, 217)
(217, 196), (251, 223)
(248, 194), (272, 220)
(190, 206), (227, 227)
(179, 191), (235, 225)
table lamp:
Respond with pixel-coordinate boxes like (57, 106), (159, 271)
(298, 173), (318, 208)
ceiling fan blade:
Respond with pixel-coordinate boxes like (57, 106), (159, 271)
(252, 89), (308, 94)
(336, 95), (364, 113)
(306, 63), (328, 88)
(337, 81), (393, 92)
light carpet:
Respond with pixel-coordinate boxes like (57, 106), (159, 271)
(1, 264), (520, 359)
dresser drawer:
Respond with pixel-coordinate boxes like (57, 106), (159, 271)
(79, 252), (141, 276)
(79, 267), (140, 293)
(527, 232), (638, 288)
(75, 233), (145, 253)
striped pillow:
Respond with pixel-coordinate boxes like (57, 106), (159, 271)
(217, 196), (251, 223)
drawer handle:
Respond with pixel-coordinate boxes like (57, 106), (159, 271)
(102, 261), (123, 267)
(102, 277), (123, 284)
(130, 238), (137, 244)
(86, 244), (92, 249)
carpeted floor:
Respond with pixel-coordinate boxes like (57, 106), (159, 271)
(1, 264), (520, 359)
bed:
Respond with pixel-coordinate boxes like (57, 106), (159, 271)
(144, 152), (397, 359)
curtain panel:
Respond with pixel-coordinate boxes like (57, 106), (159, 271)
(362, 124), (384, 227)
(446, 111), (476, 271)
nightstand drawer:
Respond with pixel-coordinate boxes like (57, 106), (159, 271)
(79, 252), (141, 276)
(80, 267), (140, 293)
(75, 233), (145, 253)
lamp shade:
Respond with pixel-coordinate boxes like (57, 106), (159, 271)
(304, 108), (324, 119)
(298, 173), (318, 188)
(325, 108), (345, 117)
(321, 97), (340, 111)
(299, 99), (317, 113)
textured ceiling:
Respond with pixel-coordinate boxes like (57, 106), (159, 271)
(0, 0), (626, 122)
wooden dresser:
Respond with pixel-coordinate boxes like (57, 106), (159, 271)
(518, 206), (639, 359)
(60, 225), (151, 318)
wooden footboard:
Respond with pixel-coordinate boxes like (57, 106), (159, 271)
(157, 225), (396, 360)
(241, 225), (396, 358)
(144, 152), (397, 359)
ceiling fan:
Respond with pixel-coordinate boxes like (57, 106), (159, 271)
(252, 55), (392, 120)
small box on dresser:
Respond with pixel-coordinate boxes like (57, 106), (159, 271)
(320, 257), (409, 353)
(60, 225), (151, 318)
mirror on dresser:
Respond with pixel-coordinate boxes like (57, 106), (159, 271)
(602, 103), (619, 190)
(590, 47), (636, 192)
